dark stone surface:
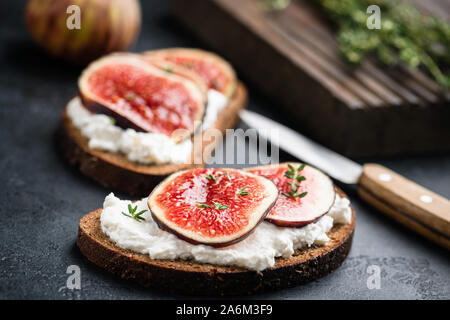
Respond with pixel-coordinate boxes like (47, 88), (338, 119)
(0, 0), (449, 300)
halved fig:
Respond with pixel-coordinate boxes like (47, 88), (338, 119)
(144, 48), (237, 99)
(148, 168), (278, 247)
(246, 163), (336, 228)
(78, 53), (206, 142)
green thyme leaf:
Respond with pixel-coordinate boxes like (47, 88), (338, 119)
(298, 191), (308, 198)
(238, 186), (250, 196)
(108, 116), (116, 125)
(288, 182), (298, 192)
(262, 0), (291, 10)
(196, 203), (211, 208)
(122, 204), (147, 222)
(284, 171), (293, 179)
(125, 92), (136, 101)
(135, 210), (147, 216)
(205, 174), (216, 182)
(213, 201), (229, 210)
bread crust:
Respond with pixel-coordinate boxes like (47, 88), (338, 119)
(59, 82), (247, 196)
(77, 188), (355, 296)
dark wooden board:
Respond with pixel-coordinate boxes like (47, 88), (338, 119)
(171, 0), (450, 157)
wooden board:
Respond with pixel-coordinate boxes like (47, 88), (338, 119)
(171, 0), (450, 157)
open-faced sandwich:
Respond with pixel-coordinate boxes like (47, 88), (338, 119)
(60, 48), (247, 195)
(77, 163), (355, 296)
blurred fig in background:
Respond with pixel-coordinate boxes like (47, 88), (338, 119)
(25, 0), (141, 64)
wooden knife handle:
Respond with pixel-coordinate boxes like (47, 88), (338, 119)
(357, 163), (450, 250)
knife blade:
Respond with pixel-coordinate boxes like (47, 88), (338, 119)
(240, 110), (362, 184)
(240, 109), (450, 250)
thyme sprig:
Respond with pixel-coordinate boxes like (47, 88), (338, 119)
(205, 174), (217, 182)
(121, 204), (147, 222)
(263, 0), (450, 87)
(282, 164), (308, 199)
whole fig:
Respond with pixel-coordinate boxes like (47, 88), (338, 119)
(25, 0), (141, 64)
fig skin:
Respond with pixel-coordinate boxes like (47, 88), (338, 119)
(246, 163), (336, 228)
(147, 169), (279, 248)
(25, 0), (141, 64)
(265, 191), (336, 228)
(80, 94), (153, 134)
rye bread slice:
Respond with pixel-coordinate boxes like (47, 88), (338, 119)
(59, 82), (247, 196)
(77, 188), (355, 296)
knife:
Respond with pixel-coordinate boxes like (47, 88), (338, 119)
(240, 110), (450, 250)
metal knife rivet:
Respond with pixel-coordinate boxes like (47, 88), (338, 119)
(420, 195), (433, 203)
(379, 173), (391, 182)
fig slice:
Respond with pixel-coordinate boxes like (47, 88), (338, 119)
(78, 53), (206, 142)
(144, 58), (208, 96)
(148, 168), (278, 248)
(246, 163), (336, 228)
(144, 48), (237, 99)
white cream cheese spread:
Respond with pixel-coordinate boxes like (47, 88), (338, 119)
(67, 89), (228, 165)
(100, 193), (352, 271)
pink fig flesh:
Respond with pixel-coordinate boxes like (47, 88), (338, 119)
(247, 163), (336, 228)
(145, 48), (237, 99)
(148, 168), (278, 247)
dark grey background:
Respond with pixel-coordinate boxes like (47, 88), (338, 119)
(0, 0), (449, 300)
